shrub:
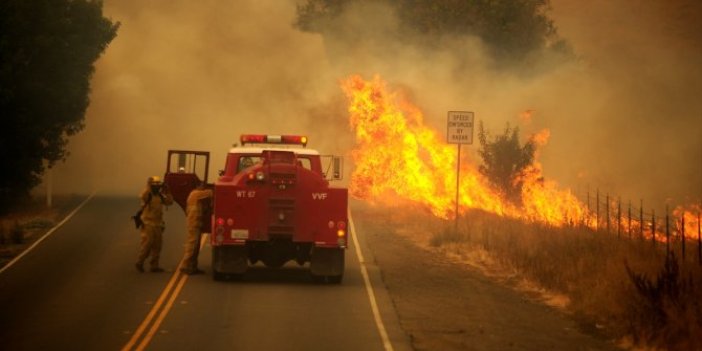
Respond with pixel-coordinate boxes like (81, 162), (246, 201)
(10, 220), (23, 244)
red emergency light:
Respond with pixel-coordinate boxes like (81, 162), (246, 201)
(240, 134), (308, 147)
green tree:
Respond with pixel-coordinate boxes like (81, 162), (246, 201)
(295, 0), (570, 65)
(0, 0), (118, 213)
(477, 121), (535, 203)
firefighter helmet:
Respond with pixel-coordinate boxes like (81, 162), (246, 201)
(148, 176), (163, 185)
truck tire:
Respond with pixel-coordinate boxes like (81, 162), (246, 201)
(212, 245), (248, 275)
(310, 248), (345, 284)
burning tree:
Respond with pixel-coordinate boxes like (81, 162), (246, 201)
(477, 121), (536, 205)
(342, 74), (586, 225)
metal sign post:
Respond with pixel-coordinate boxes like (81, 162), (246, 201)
(447, 111), (474, 234)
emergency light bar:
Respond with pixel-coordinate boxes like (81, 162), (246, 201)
(240, 134), (308, 147)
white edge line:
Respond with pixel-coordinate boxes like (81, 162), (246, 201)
(349, 209), (394, 351)
(0, 192), (96, 275)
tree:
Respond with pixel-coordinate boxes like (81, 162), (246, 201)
(0, 0), (118, 213)
(294, 0), (570, 66)
(477, 121), (535, 204)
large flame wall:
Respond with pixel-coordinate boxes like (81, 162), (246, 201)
(341, 74), (700, 238)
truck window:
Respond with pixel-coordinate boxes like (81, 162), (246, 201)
(297, 158), (311, 170)
(238, 156), (262, 173)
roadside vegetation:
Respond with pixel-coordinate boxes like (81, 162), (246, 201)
(0, 195), (83, 268)
(368, 199), (702, 351)
(380, 123), (702, 350)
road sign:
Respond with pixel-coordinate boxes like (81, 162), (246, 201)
(447, 111), (474, 144)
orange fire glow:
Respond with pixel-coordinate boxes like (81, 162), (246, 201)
(674, 205), (702, 240)
(341, 74), (588, 226)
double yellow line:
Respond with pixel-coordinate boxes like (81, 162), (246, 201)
(122, 235), (208, 351)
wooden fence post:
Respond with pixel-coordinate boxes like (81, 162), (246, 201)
(617, 197), (621, 238)
(628, 200), (632, 240)
(665, 207), (669, 255)
(652, 209), (656, 245)
(681, 214), (686, 262)
(640, 200), (644, 240)
(606, 193), (610, 234)
(596, 189), (600, 231)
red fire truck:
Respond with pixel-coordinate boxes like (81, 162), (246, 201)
(164, 134), (348, 283)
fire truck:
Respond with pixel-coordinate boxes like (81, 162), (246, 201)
(163, 134), (348, 283)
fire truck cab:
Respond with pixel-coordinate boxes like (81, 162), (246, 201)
(164, 135), (348, 283)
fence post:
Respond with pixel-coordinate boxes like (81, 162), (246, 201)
(586, 188), (590, 228)
(652, 209), (656, 245)
(617, 197), (621, 238)
(628, 200), (632, 240)
(681, 214), (686, 262)
(606, 193), (610, 234)
(596, 189), (600, 231)
(640, 200), (644, 240)
(665, 206), (669, 255)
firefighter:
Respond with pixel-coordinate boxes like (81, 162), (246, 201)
(135, 176), (174, 273)
(238, 156), (254, 172)
(179, 181), (213, 275)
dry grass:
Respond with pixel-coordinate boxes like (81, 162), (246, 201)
(0, 194), (84, 266)
(384, 205), (702, 351)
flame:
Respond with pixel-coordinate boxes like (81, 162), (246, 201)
(341, 74), (588, 226)
(674, 205), (702, 240)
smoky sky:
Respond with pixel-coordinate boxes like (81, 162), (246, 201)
(48, 0), (701, 209)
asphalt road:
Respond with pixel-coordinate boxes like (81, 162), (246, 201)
(0, 196), (411, 351)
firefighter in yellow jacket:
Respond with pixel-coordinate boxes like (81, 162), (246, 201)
(136, 176), (174, 273)
(179, 181), (213, 275)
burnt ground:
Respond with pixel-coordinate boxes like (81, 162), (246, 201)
(353, 202), (620, 351)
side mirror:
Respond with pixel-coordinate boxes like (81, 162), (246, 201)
(332, 156), (343, 180)
(321, 155), (344, 181)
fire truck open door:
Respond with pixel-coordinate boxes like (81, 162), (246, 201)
(164, 150), (212, 233)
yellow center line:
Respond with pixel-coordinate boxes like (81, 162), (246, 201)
(122, 234), (208, 351)
(135, 274), (189, 351)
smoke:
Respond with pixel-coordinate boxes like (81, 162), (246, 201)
(48, 0), (701, 210)
(545, 0), (702, 208)
(50, 0), (339, 195)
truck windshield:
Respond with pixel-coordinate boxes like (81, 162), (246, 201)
(237, 156), (262, 173)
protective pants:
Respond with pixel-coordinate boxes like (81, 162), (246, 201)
(137, 224), (163, 268)
(180, 226), (201, 271)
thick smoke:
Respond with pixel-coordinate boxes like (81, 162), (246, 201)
(49, 0), (338, 195)
(47, 0), (701, 211)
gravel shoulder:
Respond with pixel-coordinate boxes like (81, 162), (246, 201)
(353, 202), (620, 351)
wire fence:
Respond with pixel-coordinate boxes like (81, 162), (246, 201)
(571, 188), (702, 265)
